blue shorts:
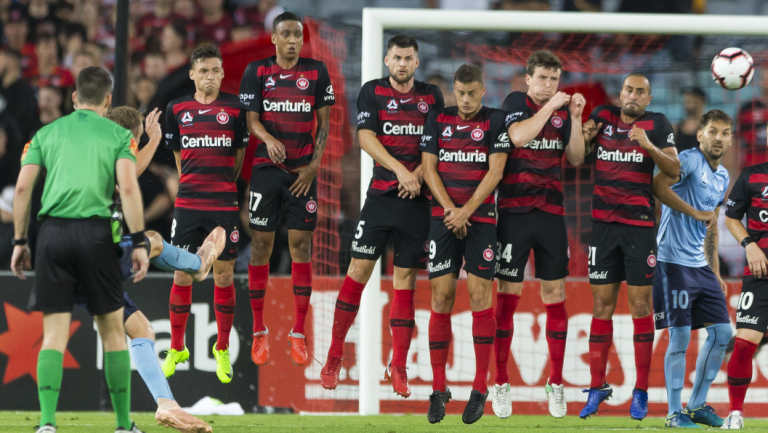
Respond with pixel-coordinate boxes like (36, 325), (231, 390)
(652, 261), (729, 329)
(75, 291), (140, 322)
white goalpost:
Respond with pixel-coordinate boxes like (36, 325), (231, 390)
(357, 7), (768, 415)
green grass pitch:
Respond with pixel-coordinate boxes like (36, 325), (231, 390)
(2, 412), (768, 432)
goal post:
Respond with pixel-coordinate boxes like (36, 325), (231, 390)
(358, 8), (768, 415)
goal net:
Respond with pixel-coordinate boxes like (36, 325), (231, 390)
(260, 9), (768, 417)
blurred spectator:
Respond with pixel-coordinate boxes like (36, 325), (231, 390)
(562, 0), (602, 11)
(197, 0), (234, 44)
(426, 73), (456, 107)
(143, 51), (167, 83)
(140, 163), (176, 238)
(80, 0), (115, 51)
(0, 121), (20, 268)
(172, 0), (200, 46)
(132, 76), (157, 112)
(146, 21), (194, 116)
(60, 22), (89, 69)
(0, 47), (38, 141)
(70, 50), (99, 80)
(4, 4), (34, 73)
(737, 71), (768, 167)
(138, 0), (173, 43)
(37, 86), (63, 126)
(234, 0), (285, 36)
(509, 70), (527, 93)
(675, 87), (705, 153)
(29, 32), (75, 90)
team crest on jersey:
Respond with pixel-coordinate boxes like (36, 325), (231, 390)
(181, 111), (193, 125)
(647, 254), (657, 268)
(603, 125), (613, 136)
(306, 199), (318, 214)
(471, 128), (484, 141)
(441, 126), (453, 138)
(216, 111), (230, 125)
(386, 99), (398, 112)
(230, 229), (240, 244)
(417, 101), (429, 113)
(296, 77), (310, 90)
(551, 115), (563, 128)
(483, 247), (495, 262)
(265, 75), (276, 89)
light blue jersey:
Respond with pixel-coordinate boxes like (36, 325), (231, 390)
(657, 148), (729, 267)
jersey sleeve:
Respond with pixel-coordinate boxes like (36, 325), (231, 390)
(234, 108), (249, 149)
(315, 62), (335, 108)
(651, 115), (676, 149)
(356, 82), (379, 132)
(676, 150), (698, 184)
(238, 62), (262, 112)
(21, 136), (41, 166)
(718, 170), (730, 207)
(490, 110), (512, 154)
(420, 110), (440, 155)
(163, 102), (181, 151)
(725, 169), (749, 220)
(501, 92), (533, 126)
(116, 129), (137, 162)
(562, 112), (573, 148)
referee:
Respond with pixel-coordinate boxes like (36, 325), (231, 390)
(11, 66), (149, 433)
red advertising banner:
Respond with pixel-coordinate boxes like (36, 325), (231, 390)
(259, 278), (758, 417)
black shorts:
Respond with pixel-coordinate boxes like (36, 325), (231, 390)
(171, 208), (239, 261)
(735, 276), (768, 331)
(350, 194), (430, 268)
(496, 210), (569, 282)
(248, 166), (318, 232)
(427, 219), (497, 280)
(30, 218), (124, 316)
(588, 221), (657, 286)
(652, 261), (729, 329)
(75, 291), (139, 322)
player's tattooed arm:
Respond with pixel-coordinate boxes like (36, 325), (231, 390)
(232, 147), (246, 182)
(726, 215), (768, 279)
(311, 105), (331, 167)
(629, 125), (680, 178)
(173, 150), (182, 178)
(565, 93), (586, 166)
(705, 208), (726, 292)
(652, 171), (714, 224)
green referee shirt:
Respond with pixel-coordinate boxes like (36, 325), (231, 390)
(21, 109), (137, 220)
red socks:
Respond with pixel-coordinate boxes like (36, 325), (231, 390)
(589, 317), (613, 388)
(328, 276), (365, 359)
(494, 293), (520, 385)
(292, 262), (312, 335)
(633, 315), (654, 391)
(472, 308), (495, 392)
(429, 311), (452, 392)
(248, 264), (269, 333)
(213, 284), (235, 350)
(389, 289), (415, 368)
(169, 283), (192, 351)
(728, 337), (757, 412)
(545, 301), (568, 385)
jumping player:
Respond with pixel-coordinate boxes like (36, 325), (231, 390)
(421, 64), (511, 425)
(319, 34), (443, 397)
(239, 11), (334, 365)
(652, 110), (733, 428)
(162, 44), (248, 384)
(580, 73), (680, 420)
(491, 50), (585, 419)
(722, 125), (768, 430)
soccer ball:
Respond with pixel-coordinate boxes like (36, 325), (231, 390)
(711, 47), (754, 90)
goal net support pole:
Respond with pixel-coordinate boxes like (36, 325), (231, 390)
(358, 7), (768, 415)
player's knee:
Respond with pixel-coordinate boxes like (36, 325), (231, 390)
(289, 237), (312, 262)
(592, 297), (616, 318)
(214, 268), (234, 286)
(628, 298), (652, 317)
(431, 292), (454, 313)
(710, 323), (733, 347)
(347, 259), (375, 283)
(499, 280), (523, 295)
(540, 280), (564, 303)
(250, 234), (274, 264)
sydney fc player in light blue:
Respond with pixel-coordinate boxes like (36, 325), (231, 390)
(652, 109), (733, 428)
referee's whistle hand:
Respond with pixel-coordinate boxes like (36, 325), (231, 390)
(10, 245), (32, 280)
(131, 248), (149, 283)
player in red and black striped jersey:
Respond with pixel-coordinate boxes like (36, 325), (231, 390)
(420, 64), (510, 425)
(162, 44), (247, 384)
(580, 73), (680, 420)
(238, 12), (334, 367)
(492, 50), (586, 418)
(723, 159), (768, 427)
(320, 35), (443, 397)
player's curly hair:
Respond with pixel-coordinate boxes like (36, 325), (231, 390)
(699, 109), (732, 130)
(526, 50), (561, 75)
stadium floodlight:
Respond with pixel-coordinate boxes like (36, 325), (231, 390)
(358, 7), (768, 415)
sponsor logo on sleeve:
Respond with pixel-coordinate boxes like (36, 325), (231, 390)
(181, 111), (193, 126)
(667, 132), (675, 145)
(386, 99), (398, 112)
(265, 76), (276, 89)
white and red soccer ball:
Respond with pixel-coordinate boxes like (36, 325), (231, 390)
(711, 47), (754, 90)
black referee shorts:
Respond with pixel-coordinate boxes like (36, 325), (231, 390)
(30, 218), (124, 316)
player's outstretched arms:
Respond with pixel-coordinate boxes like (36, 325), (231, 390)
(726, 215), (768, 278)
(652, 171), (714, 225)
